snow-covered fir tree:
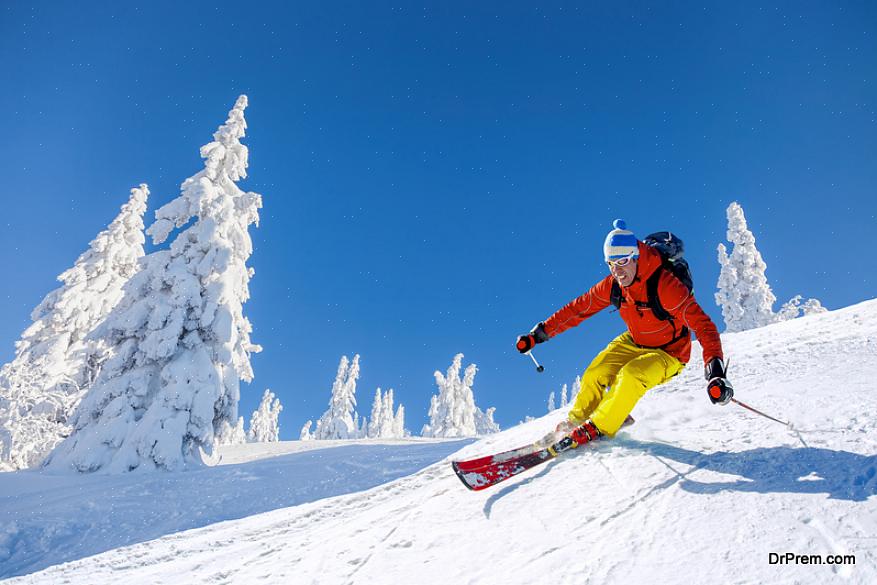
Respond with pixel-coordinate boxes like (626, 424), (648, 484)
(46, 96), (263, 473)
(777, 295), (829, 322)
(249, 389), (282, 443)
(367, 388), (406, 439)
(548, 378), (577, 415)
(715, 202), (778, 332)
(475, 406), (500, 434)
(355, 413), (367, 439)
(421, 353), (499, 438)
(299, 420), (314, 441)
(217, 417), (247, 446)
(367, 388), (386, 438)
(393, 403), (407, 438)
(716, 202), (826, 331)
(313, 355), (361, 440)
(0, 185), (148, 471)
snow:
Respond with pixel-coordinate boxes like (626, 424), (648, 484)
(2, 299), (876, 583)
(0, 438), (472, 579)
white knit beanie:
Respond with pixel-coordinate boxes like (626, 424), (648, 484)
(603, 219), (639, 261)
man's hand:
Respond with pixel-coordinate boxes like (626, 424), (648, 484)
(516, 322), (549, 354)
(705, 358), (733, 405)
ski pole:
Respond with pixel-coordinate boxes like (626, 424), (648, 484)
(526, 350), (545, 373)
(730, 398), (790, 427)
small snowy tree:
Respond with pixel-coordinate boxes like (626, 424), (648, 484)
(314, 355), (361, 440)
(46, 96), (263, 473)
(421, 353), (499, 438)
(716, 202), (827, 331)
(0, 185), (148, 470)
(217, 417), (247, 446)
(368, 388), (406, 438)
(367, 388), (385, 438)
(393, 404), (407, 438)
(560, 383), (569, 408)
(299, 420), (314, 441)
(547, 391), (556, 412)
(475, 406), (500, 434)
(249, 389), (282, 443)
(715, 202), (777, 332)
(777, 295), (829, 322)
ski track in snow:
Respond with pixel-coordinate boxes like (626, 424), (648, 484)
(3, 299), (877, 584)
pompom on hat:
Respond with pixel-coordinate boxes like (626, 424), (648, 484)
(603, 219), (639, 261)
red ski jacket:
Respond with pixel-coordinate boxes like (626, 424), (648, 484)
(542, 242), (724, 365)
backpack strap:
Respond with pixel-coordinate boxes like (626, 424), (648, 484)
(610, 281), (622, 310)
(646, 267), (690, 348)
(645, 269), (671, 321)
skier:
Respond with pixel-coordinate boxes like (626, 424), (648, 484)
(516, 219), (733, 447)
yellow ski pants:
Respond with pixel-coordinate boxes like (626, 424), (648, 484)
(568, 332), (685, 436)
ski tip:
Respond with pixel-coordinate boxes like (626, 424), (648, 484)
(450, 461), (476, 491)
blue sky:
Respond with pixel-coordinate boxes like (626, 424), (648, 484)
(2, 2), (875, 437)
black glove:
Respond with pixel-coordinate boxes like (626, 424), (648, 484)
(516, 322), (549, 353)
(705, 358), (734, 405)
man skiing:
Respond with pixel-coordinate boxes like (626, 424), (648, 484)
(516, 219), (733, 447)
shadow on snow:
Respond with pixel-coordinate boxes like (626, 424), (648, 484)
(620, 439), (877, 502)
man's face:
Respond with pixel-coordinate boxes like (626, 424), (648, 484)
(608, 255), (638, 287)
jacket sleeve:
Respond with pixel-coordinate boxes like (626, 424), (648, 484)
(658, 271), (724, 365)
(543, 276), (614, 338)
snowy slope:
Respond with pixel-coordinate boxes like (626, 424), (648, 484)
(4, 299), (877, 584)
(0, 439), (472, 579)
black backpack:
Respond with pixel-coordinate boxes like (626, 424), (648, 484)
(609, 232), (693, 324)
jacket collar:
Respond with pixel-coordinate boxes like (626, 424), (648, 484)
(634, 241), (662, 282)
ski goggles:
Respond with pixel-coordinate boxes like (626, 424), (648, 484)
(606, 253), (637, 269)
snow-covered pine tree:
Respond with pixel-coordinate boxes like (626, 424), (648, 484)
(367, 388), (385, 438)
(368, 388), (405, 438)
(475, 406), (500, 434)
(217, 416), (247, 445)
(0, 185), (148, 471)
(393, 403), (407, 438)
(777, 295), (829, 322)
(314, 355), (361, 440)
(299, 420), (314, 441)
(547, 391), (556, 412)
(249, 389), (282, 443)
(560, 383), (569, 408)
(715, 202), (777, 332)
(46, 96), (263, 473)
(421, 353), (499, 438)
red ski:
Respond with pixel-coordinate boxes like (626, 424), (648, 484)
(451, 435), (580, 491)
(451, 417), (632, 491)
